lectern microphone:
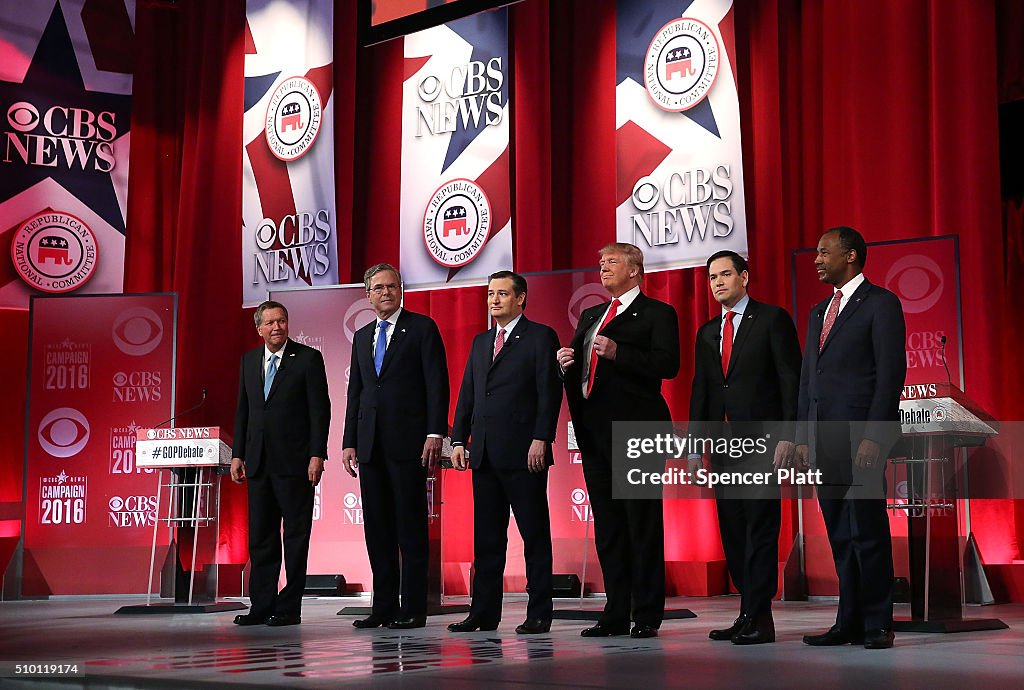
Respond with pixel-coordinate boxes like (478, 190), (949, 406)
(939, 335), (952, 384)
(152, 387), (208, 429)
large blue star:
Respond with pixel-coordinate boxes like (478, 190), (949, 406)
(0, 2), (132, 234)
(616, 0), (720, 138)
(440, 8), (509, 174)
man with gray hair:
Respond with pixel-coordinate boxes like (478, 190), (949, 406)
(231, 300), (330, 627)
(343, 263), (449, 630)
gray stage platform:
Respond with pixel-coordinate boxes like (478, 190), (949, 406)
(1, 596), (1022, 689)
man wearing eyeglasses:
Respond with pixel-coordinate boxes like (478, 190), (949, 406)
(342, 263), (450, 630)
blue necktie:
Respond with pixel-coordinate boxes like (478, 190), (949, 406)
(374, 321), (390, 375)
(263, 353), (278, 400)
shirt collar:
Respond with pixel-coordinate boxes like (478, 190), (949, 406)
(613, 285), (641, 310)
(265, 339), (286, 362)
(497, 313), (523, 337)
(721, 294), (750, 318)
(379, 307), (402, 327)
(835, 272), (865, 296)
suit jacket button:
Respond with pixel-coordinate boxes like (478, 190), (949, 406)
(816, 369), (822, 375)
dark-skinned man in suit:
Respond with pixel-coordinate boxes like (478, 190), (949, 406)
(231, 300), (330, 627)
(796, 227), (906, 650)
(556, 242), (680, 639)
(689, 250), (802, 645)
(448, 270), (562, 635)
(343, 263), (450, 630)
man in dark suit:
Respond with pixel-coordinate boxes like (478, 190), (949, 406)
(688, 251), (802, 645)
(796, 227), (906, 650)
(342, 263), (449, 630)
(448, 271), (562, 635)
(556, 242), (680, 639)
(230, 300), (330, 627)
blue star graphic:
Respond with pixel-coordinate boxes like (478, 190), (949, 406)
(440, 8), (509, 174)
(616, 0), (720, 138)
(0, 2), (132, 234)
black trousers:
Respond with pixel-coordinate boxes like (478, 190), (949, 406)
(714, 491), (781, 617)
(576, 410), (665, 628)
(469, 456), (553, 622)
(246, 470), (314, 618)
(818, 494), (894, 631)
(814, 422), (895, 631)
(358, 446), (429, 618)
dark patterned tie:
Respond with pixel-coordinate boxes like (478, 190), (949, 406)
(819, 290), (843, 352)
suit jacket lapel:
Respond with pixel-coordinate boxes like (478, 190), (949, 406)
(603, 292), (644, 333)
(819, 280), (871, 355)
(725, 301), (758, 379)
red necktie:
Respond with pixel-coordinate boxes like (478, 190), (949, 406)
(493, 327), (504, 360)
(721, 311), (737, 376)
(819, 289), (843, 352)
(586, 298), (621, 396)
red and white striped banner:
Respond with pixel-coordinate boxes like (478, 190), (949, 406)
(615, 0), (747, 272)
(241, 0), (337, 306)
(399, 9), (512, 290)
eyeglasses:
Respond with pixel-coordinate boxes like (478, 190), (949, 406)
(369, 283), (400, 294)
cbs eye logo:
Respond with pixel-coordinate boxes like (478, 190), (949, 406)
(570, 488), (588, 505)
(343, 492), (361, 509)
(884, 255), (944, 315)
(567, 282), (609, 330)
(8, 101), (39, 132)
(343, 299), (378, 344)
(112, 307), (164, 356)
(37, 407), (90, 458)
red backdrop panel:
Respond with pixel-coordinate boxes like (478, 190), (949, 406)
(22, 294), (175, 595)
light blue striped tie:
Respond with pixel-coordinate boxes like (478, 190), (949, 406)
(374, 321), (389, 375)
(263, 353), (277, 400)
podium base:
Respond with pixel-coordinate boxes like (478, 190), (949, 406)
(552, 608), (696, 621)
(336, 604), (471, 616)
(893, 617), (1008, 633)
(115, 601), (246, 615)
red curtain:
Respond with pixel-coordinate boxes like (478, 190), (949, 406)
(125, 0), (250, 564)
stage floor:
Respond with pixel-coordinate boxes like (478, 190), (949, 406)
(1, 596), (1022, 689)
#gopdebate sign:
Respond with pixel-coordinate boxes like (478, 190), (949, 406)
(135, 426), (230, 468)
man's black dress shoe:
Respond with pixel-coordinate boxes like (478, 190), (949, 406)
(352, 613), (393, 629)
(863, 629), (895, 649)
(709, 614), (748, 641)
(630, 623), (659, 639)
(265, 614), (301, 627)
(515, 618), (551, 634)
(448, 616), (499, 632)
(233, 613), (268, 626)
(731, 613), (775, 645)
(580, 622), (630, 637)
(388, 615), (427, 629)
(803, 624), (864, 646)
